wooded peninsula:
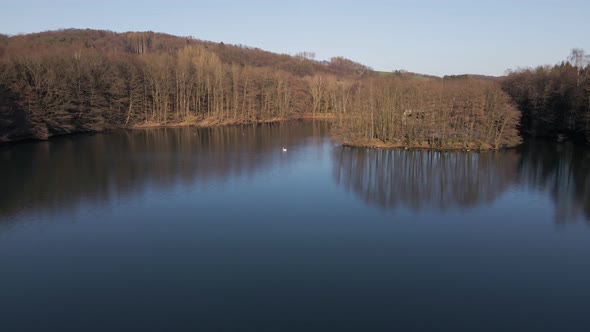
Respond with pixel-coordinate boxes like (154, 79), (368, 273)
(1, 29), (589, 148)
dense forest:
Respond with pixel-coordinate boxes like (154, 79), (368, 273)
(332, 75), (521, 149)
(0, 29), (368, 142)
(0, 29), (588, 148)
(502, 49), (590, 144)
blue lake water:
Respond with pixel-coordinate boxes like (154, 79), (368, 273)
(1, 121), (589, 331)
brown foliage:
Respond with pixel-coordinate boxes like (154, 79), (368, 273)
(0, 29), (522, 148)
(332, 76), (521, 149)
(0, 33), (313, 141)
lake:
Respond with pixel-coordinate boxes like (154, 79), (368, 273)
(1, 121), (589, 331)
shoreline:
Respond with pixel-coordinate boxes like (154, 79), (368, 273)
(339, 139), (518, 151)
(5, 114), (581, 151)
(128, 113), (336, 130)
(0, 113), (337, 146)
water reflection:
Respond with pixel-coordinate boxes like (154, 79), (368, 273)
(0, 120), (329, 222)
(518, 142), (590, 224)
(333, 144), (590, 223)
(333, 147), (519, 211)
(1, 121), (588, 226)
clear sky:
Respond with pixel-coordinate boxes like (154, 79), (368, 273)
(1, 0), (588, 76)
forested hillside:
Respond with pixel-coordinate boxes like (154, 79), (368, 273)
(502, 49), (590, 145)
(0, 29), (379, 142)
(1, 29), (582, 149)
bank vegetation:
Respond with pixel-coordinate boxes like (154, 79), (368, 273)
(502, 49), (590, 145)
(0, 30), (587, 149)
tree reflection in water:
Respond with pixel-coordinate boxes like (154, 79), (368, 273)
(333, 147), (519, 211)
(0, 121), (329, 222)
(0, 123), (588, 227)
(517, 142), (590, 224)
(333, 143), (589, 223)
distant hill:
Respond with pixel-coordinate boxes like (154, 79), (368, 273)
(3, 29), (481, 81)
(442, 74), (500, 81)
(0, 29), (372, 79)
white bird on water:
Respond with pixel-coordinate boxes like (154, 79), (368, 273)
(282, 147), (287, 152)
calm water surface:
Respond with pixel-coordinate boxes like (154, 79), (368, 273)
(1, 121), (589, 331)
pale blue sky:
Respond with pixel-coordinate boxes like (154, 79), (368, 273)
(1, 0), (588, 76)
